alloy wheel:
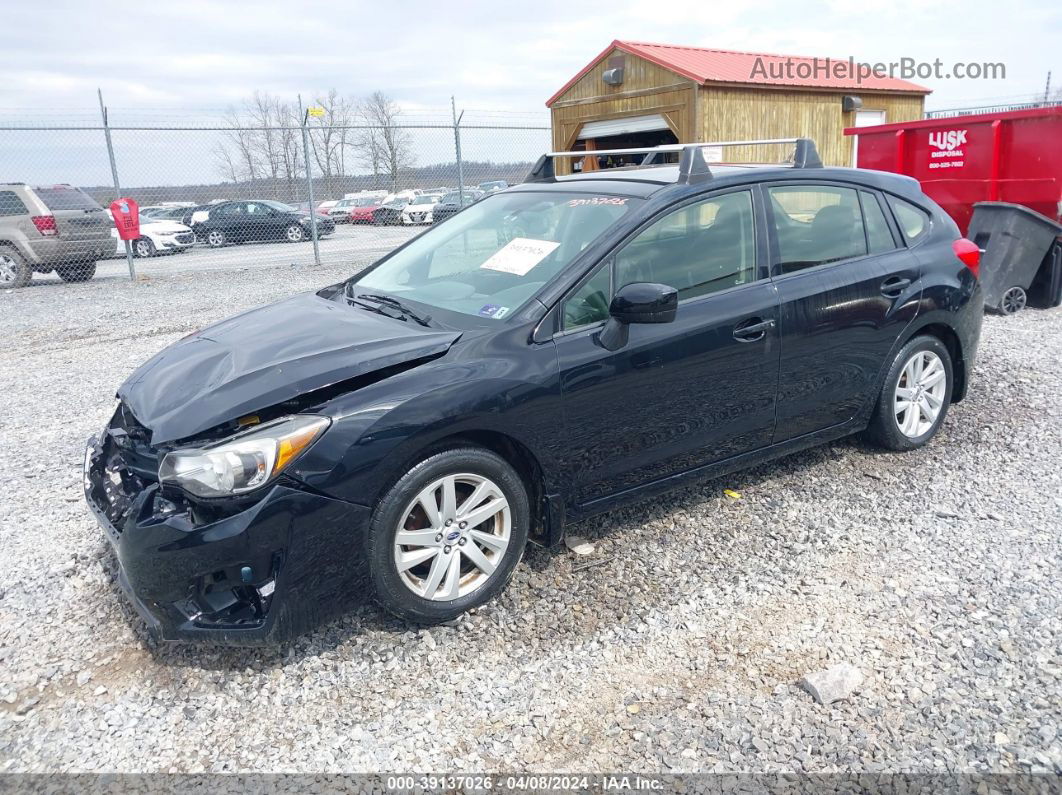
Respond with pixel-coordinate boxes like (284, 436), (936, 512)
(894, 350), (947, 438)
(392, 473), (511, 601)
(1001, 286), (1027, 315)
(135, 239), (152, 257)
(286, 225), (304, 242)
(0, 254), (18, 285)
(207, 230), (225, 247)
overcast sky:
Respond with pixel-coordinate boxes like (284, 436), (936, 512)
(5, 0), (1058, 115)
(2, 0), (1057, 187)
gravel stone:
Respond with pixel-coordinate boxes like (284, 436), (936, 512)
(0, 259), (1059, 774)
(800, 663), (864, 705)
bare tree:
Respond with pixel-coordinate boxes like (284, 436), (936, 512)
(356, 91), (414, 191)
(305, 88), (355, 198)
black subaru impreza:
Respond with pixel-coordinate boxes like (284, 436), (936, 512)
(84, 141), (983, 644)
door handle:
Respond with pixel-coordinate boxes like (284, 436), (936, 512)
(733, 317), (776, 342)
(880, 276), (912, 297)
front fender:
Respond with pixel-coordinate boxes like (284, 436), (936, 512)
(287, 345), (562, 506)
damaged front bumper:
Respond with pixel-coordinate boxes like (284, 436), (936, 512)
(84, 432), (372, 645)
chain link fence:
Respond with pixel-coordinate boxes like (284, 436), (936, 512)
(0, 114), (550, 284)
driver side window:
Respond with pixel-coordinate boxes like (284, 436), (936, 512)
(562, 263), (611, 330)
(615, 190), (757, 300)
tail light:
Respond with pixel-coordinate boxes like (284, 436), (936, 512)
(952, 238), (980, 279)
(31, 215), (58, 236)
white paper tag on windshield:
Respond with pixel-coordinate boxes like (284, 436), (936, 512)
(480, 237), (560, 276)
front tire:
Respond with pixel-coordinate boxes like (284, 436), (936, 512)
(0, 247), (32, 288)
(865, 335), (953, 451)
(205, 229), (226, 248)
(285, 223), (305, 243)
(367, 447), (530, 624)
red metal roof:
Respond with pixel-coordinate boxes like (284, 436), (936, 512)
(546, 40), (931, 107)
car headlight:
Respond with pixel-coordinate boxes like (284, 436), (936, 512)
(158, 415), (330, 498)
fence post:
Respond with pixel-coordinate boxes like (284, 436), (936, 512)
(97, 89), (136, 282)
(298, 94), (322, 267)
(452, 96), (465, 205)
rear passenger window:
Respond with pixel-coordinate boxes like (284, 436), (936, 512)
(769, 186), (867, 273)
(0, 191), (27, 217)
(888, 196), (930, 242)
(861, 191), (897, 253)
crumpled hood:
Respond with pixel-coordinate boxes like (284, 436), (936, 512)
(118, 292), (461, 444)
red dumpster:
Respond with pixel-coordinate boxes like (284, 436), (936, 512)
(844, 106), (1062, 234)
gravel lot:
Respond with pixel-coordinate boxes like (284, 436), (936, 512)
(0, 257), (1060, 775)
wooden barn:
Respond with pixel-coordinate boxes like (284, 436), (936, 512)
(547, 40), (930, 172)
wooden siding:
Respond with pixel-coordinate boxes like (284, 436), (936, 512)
(550, 49), (696, 175)
(699, 86), (924, 166)
(547, 48), (924, 171)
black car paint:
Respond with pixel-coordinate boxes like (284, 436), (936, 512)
(191, 200), (335, 244)
(85, 164), (982, 644)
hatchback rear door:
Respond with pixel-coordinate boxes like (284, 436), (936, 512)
(765, 182), (921, 441)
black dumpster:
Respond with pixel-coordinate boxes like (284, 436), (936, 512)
(967, 201), (1062, 314)
(1028, 240), (1062, 310)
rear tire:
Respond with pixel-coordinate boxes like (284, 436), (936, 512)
(56, 261), (97, 283)
(864, 335), (953, 451)
(367, 447), (530, 624)
(0, 247), (32, 288)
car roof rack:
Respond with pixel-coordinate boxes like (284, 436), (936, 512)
(524, 138), (822, 184)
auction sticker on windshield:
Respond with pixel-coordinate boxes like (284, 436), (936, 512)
(480, 238), (560, 276)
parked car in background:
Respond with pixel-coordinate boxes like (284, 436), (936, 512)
(431, 190), (484, 224)
(0, 183), (112, 287)
(190, 200), (335, 247)
(329, 195), (379, 223)
(107, 217), (195, 258)
(372, 197), (412, 226)
(478, 180), (509, 193)
(348, 197), (382, 224)
(290, 201), (333, 217)
(317, 200), (338, 213)
(401, 194), (442, 225)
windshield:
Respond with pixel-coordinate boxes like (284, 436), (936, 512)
(411, 195), (438, 205)
(263, 200), (296, 212)
(353, 191), (640, 320)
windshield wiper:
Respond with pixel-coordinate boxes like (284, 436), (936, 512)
(356, 293), (433, 327)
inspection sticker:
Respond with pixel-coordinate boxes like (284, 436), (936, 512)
(477, 304), (510, 319)
(480, 237), (559, 276)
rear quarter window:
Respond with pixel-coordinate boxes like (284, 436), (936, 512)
(0, 191), (28, 217)
(887, 196), (930, 242)
(33, 186), (102, 211)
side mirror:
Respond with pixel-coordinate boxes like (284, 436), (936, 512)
(598, 282), (678, 351)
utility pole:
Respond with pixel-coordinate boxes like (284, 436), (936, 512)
(98, 89), (136, 281)
(452, 96), (465, 205)
(298, 93), (321, 267)
(1044, 71), (1052, 105)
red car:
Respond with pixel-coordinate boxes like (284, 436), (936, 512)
(348, 202), (380, 224)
